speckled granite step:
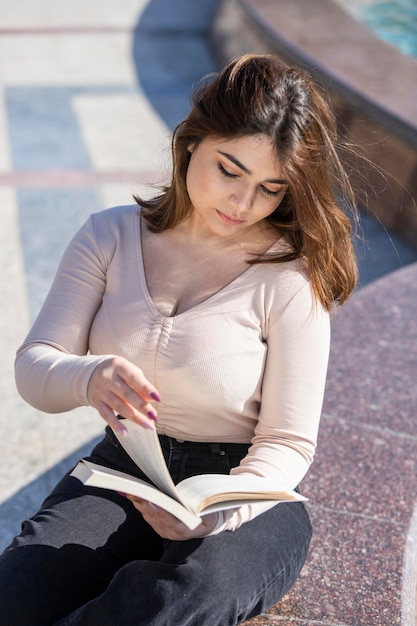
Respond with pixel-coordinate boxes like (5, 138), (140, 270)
(244, 262), (417, 624)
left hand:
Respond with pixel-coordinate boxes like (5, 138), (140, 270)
(126, 496), (219, 540)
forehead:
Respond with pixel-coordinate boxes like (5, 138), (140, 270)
(202, 134), (282, 175)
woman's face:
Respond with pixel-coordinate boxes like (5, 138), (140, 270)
(185, 134), (287, 240)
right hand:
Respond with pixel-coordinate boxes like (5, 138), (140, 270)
(87, 356), (161, 434)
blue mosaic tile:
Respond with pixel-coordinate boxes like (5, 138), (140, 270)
(6, 86), (137, 171)
(17, 186), (103, 320)
(6, 88), (92, 170)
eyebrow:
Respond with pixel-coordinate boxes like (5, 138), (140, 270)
(218, 150), (287, 184)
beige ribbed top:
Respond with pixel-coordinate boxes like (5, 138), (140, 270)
(15, 204), (330, 532)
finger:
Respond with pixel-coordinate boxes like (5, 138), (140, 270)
(87, 358), (161, 425)
(101, 392), (157, 431)
(114, 360), (161, 403)
(126, 496), (146, 505)
(127, 498), (160, 517)
(127, 497), (159, 514)
(95, 401), (128, 435)
(111, 377), (159, 420)
(96, 395), (156, 433)
(130, 498), (159, 512)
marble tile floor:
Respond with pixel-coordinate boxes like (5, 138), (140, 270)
(0, 0), (416, 624)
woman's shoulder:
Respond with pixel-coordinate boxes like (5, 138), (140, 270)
(90, 203), (140, 228)
(258, 235), (308, 283)
(251, 255), (327, 328)
(67, 204), (141, 266)
(255, 247), (310, 295)
(86, 203), (141, 242)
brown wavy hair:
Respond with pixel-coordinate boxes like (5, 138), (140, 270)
(136, 54), (358, 311)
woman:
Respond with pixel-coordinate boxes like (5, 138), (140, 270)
(0, 54), (357, 625)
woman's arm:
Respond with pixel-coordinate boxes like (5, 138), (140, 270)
(15, 214), (110, 412)
(212, 280), (331, 533)
(15, 211), (161, 432)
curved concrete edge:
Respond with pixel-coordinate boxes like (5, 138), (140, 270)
(213, 0), (417, 147)
(250, 0), (417, 147)
(402, 502), (417, 626)
(211, 0), (417, 251)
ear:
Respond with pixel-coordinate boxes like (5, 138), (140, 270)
(187, 143), (195, 153)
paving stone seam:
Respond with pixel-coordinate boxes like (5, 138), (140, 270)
(256, 617), (349, 625)
(0, 170), (166, 186)
(308, 503), (409, 527)
(320, 413), (417, 442)
(0, 27), (132, 35)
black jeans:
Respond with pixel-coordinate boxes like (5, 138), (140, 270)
(0, 428), (312, 626)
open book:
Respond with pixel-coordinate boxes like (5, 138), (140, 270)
(71, 421), (306, 530)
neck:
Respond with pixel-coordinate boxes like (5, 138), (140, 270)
(173, 213), (279, 254)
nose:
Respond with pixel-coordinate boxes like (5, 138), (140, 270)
(230, 184), (255, 213)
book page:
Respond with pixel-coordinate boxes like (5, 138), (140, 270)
(175, 473), (305, 513)
(113, 421), (186, 504)
(71, 460), (201, 530)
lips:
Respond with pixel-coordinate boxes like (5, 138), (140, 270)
(216, 209), (244, 225)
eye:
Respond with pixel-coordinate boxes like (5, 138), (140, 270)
(218, 163), (238, 178)
(260, 185), (283, 197)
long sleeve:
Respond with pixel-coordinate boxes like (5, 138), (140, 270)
(211, 281), (330, 533)
(15, 214), (114, 412)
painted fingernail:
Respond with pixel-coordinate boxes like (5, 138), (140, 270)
(118, 423), (128, 436)
(147, 410), (158, 422)
(143, 421), (157, 431)
(148, 502), (158, 511)
(150, 391), (161, 402)
(117, 491), (127, 497)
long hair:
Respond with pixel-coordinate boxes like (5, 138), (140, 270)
(135, 54), (358, 310)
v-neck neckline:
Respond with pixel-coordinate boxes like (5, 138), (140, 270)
(136, 213), (270, 320)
